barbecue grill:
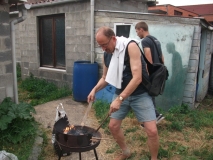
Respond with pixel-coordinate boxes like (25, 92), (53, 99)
(53, 117), (102, 160)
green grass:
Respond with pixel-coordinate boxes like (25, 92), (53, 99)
(92, 99), (213, 159)
(13, 63), (213, 159)
(19, 73), (72, 106)
(164, 104), (213, 131)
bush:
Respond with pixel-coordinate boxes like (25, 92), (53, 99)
(0, 97), (37, 145)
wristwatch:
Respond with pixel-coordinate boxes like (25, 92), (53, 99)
(118, 95), (124, 101)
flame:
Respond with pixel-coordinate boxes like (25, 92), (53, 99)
(63, 125), (75, 134)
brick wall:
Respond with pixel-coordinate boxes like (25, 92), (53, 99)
(167, 5), (198, 17)
(0, 4), (13, 103)
(149, 5), (198, 17)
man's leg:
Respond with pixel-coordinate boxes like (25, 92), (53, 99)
(109, 118), (131, 159)
(144, 120), (159, 160)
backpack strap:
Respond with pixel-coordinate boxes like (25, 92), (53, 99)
(125, 40), (152, 92)
(146, 35), (163, 64)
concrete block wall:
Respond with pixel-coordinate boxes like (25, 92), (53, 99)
(94, 11), (201, 108)
(0, 4), (14, 103)
(95, 0), (148, 12)
(14, 0), (149, 89)
(16, 1), (91, 88)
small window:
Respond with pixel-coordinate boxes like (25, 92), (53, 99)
(174, 10), (182, 16)
(188, 15), (193, 17)
(39, 14), (65, 69)
(114, 23), (132, 38)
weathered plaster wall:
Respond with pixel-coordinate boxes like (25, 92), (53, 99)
(94, 11), (201, 108)
(0, 4), (14, 103)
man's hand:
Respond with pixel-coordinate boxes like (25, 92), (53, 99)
(87, 89), (96, 103)
(109, 97), (122, 115)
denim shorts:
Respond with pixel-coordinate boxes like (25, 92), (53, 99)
(111, 92), (156, 123)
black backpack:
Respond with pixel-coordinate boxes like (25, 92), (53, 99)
(141, 36), (169, 96)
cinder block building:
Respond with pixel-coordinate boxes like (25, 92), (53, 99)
(1, 0), (213, 110)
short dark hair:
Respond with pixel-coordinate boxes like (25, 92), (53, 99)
(96, 26), (115, 38)
(135, 22), (148, 31)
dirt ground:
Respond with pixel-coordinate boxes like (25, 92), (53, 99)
(33, 96), (116, 160)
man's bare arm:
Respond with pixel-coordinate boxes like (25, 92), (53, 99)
(144, 47), (153, 64)
(119, 42), (142, 99)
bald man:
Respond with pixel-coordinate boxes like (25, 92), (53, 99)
(88, 26), (159, 160)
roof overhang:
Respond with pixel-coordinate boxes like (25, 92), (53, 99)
(9, 0), (27, 4)
(148, 9), (167, 14)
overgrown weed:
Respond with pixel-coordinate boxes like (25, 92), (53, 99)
(19, 73), (72, 106)
(0, 64), (73, 159)
(0, 97), (38, 159)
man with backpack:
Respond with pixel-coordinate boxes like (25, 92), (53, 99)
(135, 21), (165, 125)
(88, 26), (159, 160)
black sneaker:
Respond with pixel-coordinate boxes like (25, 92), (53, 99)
(156, 114), (165, 124)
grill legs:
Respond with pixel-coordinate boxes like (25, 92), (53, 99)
(58, 150), (62, 160)
(58, 149), (98, 160)
(79, 152), (81, 160)
(94, 149), (98, 160)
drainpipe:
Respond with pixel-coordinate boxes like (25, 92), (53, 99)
(91, 0), (94, 63)
(10, 4), (29, 104)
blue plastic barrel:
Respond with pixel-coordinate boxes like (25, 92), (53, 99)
(73, 61), (99, 102)
(95, 84), (116, 103)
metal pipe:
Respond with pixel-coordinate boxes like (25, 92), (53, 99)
(90, 0), (94, 63)
(10, 6), (27, 104)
